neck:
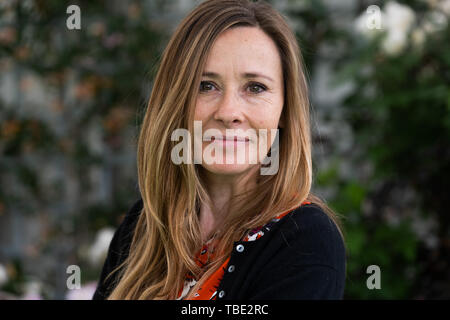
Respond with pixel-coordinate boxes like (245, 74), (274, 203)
(198, 167), (258, 242)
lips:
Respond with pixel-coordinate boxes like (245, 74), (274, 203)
(211, 136), (250, 142)
(207, 136), (250, 142)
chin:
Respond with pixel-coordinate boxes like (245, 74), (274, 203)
(200, 163), (256, 176)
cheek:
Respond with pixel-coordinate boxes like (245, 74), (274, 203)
(252, 97), (283, 128)
(194, 102), (208, 121)
(251, 109), (283, 149)
(252, 110), (282, 130)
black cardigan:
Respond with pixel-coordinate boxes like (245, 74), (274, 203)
(92, 199), (346, 300)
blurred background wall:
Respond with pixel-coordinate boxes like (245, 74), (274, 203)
(0, 0), (449, 299)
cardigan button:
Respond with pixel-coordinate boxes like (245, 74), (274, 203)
(236, 244), (245, 253)
(218, 290), (225, 298)
(227, 265), (235, 273)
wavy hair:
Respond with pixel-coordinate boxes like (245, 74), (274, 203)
(107, 0), (345, 299)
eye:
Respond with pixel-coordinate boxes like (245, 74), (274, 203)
(248, 82), (267, 94)
(199, 81), (267, 94)
(199, 81), (216, 93)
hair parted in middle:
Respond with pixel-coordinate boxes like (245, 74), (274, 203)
(106, 0), (345, 300)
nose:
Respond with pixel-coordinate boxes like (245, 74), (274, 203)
(213, 89), (245, 128)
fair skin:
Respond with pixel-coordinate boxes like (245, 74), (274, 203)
(194, 26), (285, 242)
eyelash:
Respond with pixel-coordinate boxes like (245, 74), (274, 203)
(199, 81), (267, 94)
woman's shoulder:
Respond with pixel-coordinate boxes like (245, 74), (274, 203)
(124, 198), (143, 222)
(240, 203), (347, 299)
(288, 203), (342, 237)
(92, 198), (143, 299)
(275, 203), (346, 269)
(121, 198), (143, 227)
(113, 198), (143, 249)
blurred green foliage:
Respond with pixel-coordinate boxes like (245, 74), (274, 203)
(0, 0), (170, 298)
(1, 0), (449, 299)
(290, 0), (449, 298)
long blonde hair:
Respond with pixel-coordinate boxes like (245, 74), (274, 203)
(107, 0), (345, 300)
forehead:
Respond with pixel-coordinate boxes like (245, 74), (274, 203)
(203, 26), (282, 77)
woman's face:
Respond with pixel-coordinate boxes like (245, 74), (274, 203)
(194, 26), (284, 177)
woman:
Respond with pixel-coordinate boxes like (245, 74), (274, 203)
(93, 0), (346, 300)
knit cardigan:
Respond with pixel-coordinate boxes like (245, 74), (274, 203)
(92, 199), (346, 300)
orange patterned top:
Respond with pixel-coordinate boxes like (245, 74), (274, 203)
(177, 200), (312, 300)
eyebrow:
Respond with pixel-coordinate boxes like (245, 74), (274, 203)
(202, 71), (275, 83)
